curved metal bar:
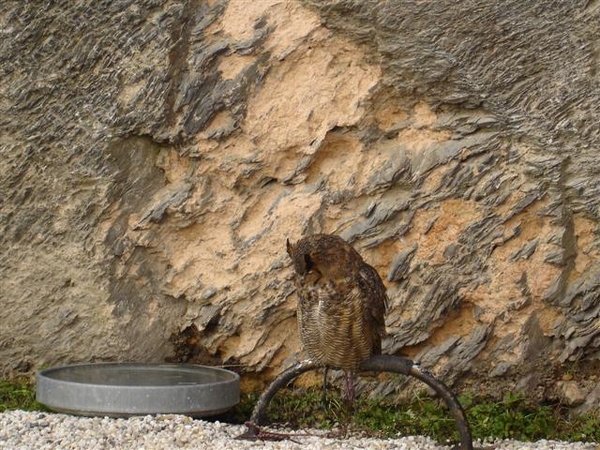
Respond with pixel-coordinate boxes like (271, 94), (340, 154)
(245, 356), (473, 450)
(249, 359), (320, 424)
(360, 355), (473, 450)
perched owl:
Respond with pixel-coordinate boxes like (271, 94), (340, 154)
(286, 233), (388, 403)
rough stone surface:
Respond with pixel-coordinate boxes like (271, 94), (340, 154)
(1, 0), (599, 409)
(556, 380), (587, 407)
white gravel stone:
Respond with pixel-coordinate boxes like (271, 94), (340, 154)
(0, 410), (597, 450)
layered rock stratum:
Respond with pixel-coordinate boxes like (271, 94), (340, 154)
(1, 0), (599, 410)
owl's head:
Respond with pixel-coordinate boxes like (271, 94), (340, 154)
(286, 234), (359, 280)
(286, 238), (315, 276)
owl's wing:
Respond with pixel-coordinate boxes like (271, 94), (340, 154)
(358, 263), (388, 341)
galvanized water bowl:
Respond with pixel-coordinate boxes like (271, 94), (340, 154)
(36, 363), (239, 418)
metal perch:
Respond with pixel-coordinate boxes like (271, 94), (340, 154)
(241, 355), (473, 450)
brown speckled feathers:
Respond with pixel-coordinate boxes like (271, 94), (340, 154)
(286, 234), (388, 371)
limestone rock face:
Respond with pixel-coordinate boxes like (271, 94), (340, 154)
(1, 0), (599, 405)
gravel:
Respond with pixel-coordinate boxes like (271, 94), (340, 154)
(0, 410), (598, 450)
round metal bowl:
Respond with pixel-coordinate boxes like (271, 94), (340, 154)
(36, 363), (239, 418)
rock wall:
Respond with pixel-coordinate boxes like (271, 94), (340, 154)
(1, 0), (599, 408)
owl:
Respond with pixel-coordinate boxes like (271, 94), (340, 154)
(286, 233), (388, 403)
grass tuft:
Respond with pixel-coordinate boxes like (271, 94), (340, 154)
(227, 387), (600, 444)
(0, 379), (47, 413)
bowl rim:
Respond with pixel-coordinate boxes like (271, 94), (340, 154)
(37, 362), (240, 389)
